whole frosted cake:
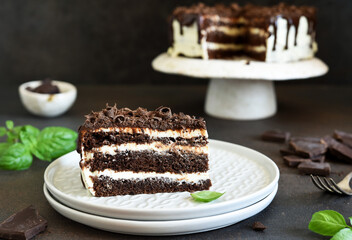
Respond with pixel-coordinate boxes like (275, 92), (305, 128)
(77, 105), (211, 197)
(168, 3), (317, 62)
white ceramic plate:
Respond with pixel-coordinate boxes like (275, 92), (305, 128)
(44, 183), (278, 236)
(44, 139), (279, 220)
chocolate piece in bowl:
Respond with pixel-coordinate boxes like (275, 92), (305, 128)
(298, 162), (331, 176)
(0, 205), (47, 240)
(26, 78), (60, 94)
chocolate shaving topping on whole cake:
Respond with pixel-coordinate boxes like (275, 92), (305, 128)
(82, 104), (206, 130)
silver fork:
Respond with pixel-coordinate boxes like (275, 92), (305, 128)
(310, 172), (352, 195)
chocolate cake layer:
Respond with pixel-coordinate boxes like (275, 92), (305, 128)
(80, 131), (207, 150)
(207, 49), (244, 59)
(81, 105), (206, 131)
(82, 150), (209, 174)
(92, 176), (212, 196)
(206, 32), (246, 44)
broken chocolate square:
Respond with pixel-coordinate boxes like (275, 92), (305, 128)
(298, 162), (331, 176)
(328, 138), (352, 163)
(280, 148), (296, 156)
(261, 130), (290, 143)
(289, 140), (327, 158)
(0, 205), (47, 240)
(283, 155), (312, 167)
(334, 130), (352, 148)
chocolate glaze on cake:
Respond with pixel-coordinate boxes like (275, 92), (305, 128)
(78, 105), (211, 196)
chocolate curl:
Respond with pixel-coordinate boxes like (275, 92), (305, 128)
(156, 106), (172, 118)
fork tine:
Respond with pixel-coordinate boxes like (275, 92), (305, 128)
(316, 176), (334, 193)
(328, 178), (347, 195)
(323, 177), (343, 194)
(310, 175), (326, 191)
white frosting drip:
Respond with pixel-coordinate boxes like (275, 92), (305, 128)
(265, 16), (317, 62)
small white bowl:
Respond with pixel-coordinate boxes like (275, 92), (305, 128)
(19, 80), (77, 117)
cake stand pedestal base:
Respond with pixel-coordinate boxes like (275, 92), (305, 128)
(205, 79), (276, 120)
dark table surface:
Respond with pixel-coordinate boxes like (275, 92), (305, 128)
(1, 83), (352, 240)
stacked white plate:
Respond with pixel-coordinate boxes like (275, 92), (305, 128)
(43, 139), (279, 236)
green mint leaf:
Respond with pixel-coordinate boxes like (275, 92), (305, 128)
(5, 120), (14, 130)
(0, 127), (6, 137)
(309, 210), (348, 236)
(35, 127), (77, 161)
(19, 125), (41, 152)
(191, 191), (225, 202)
(0, 143), (33, 170)
(0, 143), (11, 155)
(6, 126), (24, 143)
(331, 228), (352, 240)
(349, 217), (352, 226)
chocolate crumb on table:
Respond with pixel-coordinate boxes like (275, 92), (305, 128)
(252, 221), (266, 231)
(0, 205), (47, 240)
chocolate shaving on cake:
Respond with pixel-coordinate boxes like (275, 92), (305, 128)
(82, 105), (207, 130)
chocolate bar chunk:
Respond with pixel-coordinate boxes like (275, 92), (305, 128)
(280, 148), (296, 156)
(334, 130), (352, 148)
(289, 140), (327, 158)
(0, 205), (47, 240)
(261, 130), (290, 143)
(311, 154), (325, 162)
(283, 155), (312, 167)
(328, 138), (352, 163)
(298, 162), (331, 176)
(252, 221), (266, 231)
(290, 137), (322, 143)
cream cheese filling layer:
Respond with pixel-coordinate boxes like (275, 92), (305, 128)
(206, 42), (244, 51)
(93, 127), (208, 139)
(206, 26), (246, 36)
(81, 167), (210, 194)
(83, 142), (208, 159)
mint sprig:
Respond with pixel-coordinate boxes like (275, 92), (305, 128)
(309, 210), (352, 239)
(0, 120), (77, 170)
(191, 191), (225, 202)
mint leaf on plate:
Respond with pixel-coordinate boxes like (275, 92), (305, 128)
(308, 210), (349, 236)
(331, 228), (352, 240)
(191, 191), (225, 202)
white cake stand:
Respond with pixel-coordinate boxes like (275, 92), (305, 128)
(152, 53), (328, 120)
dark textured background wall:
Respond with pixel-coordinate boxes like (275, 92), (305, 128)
(0, 0), (350, 85)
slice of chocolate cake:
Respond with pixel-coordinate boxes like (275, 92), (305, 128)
(77, 105), (211, 197)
